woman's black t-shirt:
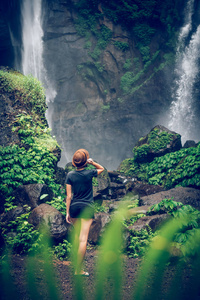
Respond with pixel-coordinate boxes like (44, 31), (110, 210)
(66, 169), (97, 206)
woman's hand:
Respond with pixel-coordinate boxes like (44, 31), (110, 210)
(87, 158), (94, 164)
(88, 159), (104, 175)
(66, 213), (72, 224)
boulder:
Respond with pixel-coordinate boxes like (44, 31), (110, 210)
(108, 202), (119, 213)
(93, 169), (110, 199)
(55, 166), (67, 186)
(12, 184), (54, 209)
(0, 206), (25, 225)
(183, 140), (197, 148)
(127, 205), (150, 217)
(109, 182), (126, 200)
(128, 214), (170, 232)
(133, 125), (182, 163)
(108, 171), (125, 184)
(108, 171), (131, 200)
(28, 203), (69, 240)
(88, 212), (111, 244)
(140, 187), (200, 210)
(126, 181), (164, 197)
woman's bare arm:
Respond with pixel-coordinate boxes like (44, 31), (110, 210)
(66, 184), (72, 223)
(87, 158), (104, 175)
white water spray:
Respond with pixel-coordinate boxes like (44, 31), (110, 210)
(21, 0), (56, 127)
(168, 0), (200, 143)
(177, 0), (194, 50)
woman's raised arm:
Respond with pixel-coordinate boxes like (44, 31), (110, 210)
(87, 158), (104, 175)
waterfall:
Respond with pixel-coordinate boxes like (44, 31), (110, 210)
(21, 0), (56, 127)
(167, 0), (200, 143)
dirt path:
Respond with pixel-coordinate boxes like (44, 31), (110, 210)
(2, 250), (198, 300)
(3, 250), (140, 300)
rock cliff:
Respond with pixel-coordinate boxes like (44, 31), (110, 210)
(42, 0), (184, 169)
(0, 0), (193, 170)
(0, 1), (22, 68)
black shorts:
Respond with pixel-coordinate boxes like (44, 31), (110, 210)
(69, 203), (94, 219)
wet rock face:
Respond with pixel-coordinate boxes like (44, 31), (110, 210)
(42, 1), (172, 170)
(0, 9), (14, 67)
(0, 90), (21, 147)
(0, 1), (22, 68)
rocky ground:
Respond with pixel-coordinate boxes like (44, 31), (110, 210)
(1, 248), (199, 300)
(2, 249), (140, 300)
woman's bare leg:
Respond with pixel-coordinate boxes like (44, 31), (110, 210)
(75, 218), (93, 274)
(71, 218), (80, 260)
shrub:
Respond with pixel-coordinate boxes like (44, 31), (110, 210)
(93, 202), (108, 213)
(146, 145), (200, 188)
(120, 51), (160, 94)
(133, 24), (156, 45)
(114, 41), (129, 51)
(101, 104), (110, 112)
(84, 41), (92, 49)
(123, 59), (132, 70)
(120, 71), (135, 94)
(0, 142), (60, 197)
(53, 239), (72, 261)
(2, 208), (42, 254)
(100, 24), (112, 44)
(138, 45), (150, 62)
(127, 227), (154, 258)
(46, 196), (66, 216)
(147, 198), (183, 216)
(147, 128), (174, 151)
(89, 47), (102, 60)
(133, 144), (150, 163)
(94, 61), (104, 73)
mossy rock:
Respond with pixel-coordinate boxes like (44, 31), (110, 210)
(133, 125), (182, 163)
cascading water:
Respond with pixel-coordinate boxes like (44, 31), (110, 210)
(21, 0), (56, 127)
(167, 0), (200, 143)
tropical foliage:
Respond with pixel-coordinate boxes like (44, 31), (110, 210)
(0, 69), (61, 197)
(119, 143), (200, 189)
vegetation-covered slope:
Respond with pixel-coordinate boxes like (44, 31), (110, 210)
(118, 127), (200, 189)
(0, 69), (61, 198)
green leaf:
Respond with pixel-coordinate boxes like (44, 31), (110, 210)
(40, 194), (48, 200)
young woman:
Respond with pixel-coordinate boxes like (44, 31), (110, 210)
(66, 149), (104, 276)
